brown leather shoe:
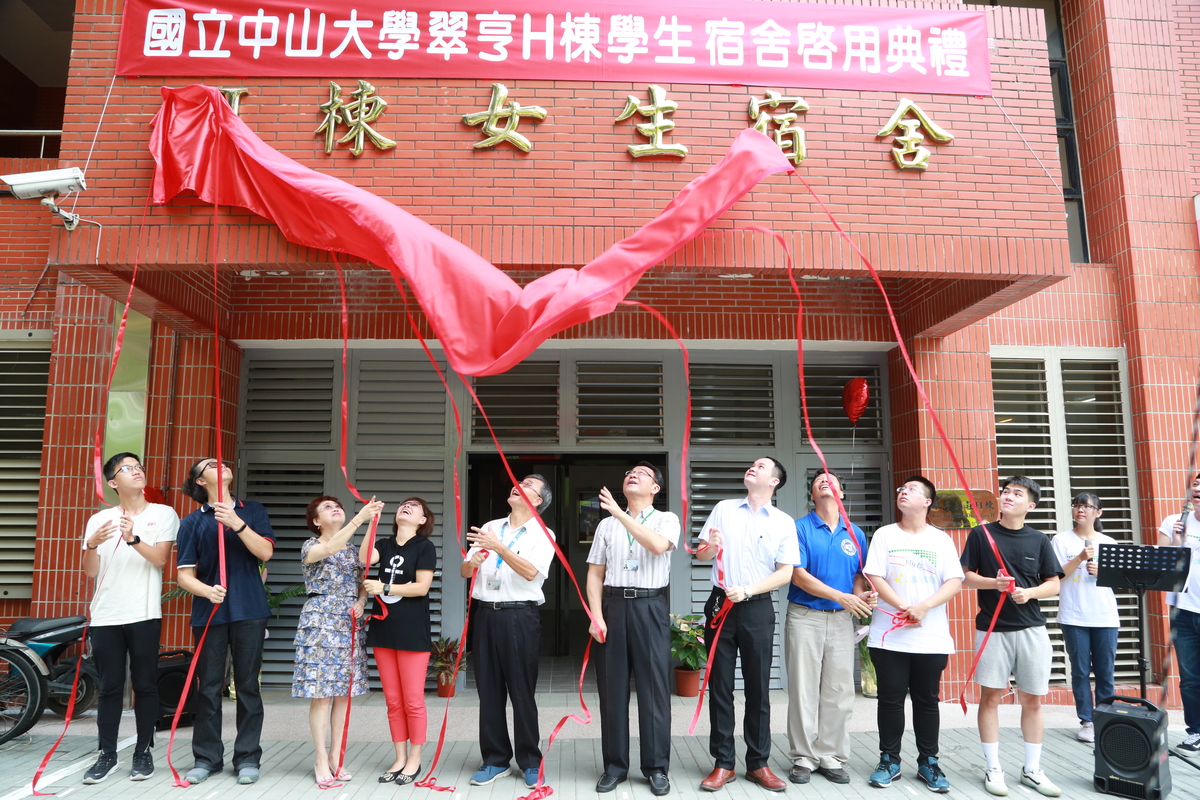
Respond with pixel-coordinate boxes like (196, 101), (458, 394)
(700, 767), (737, 792)
(745, 767), (788, 792)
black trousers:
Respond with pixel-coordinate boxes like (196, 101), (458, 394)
(191, 617), (268, 770)
(473, 604), (542, 770)
(704, 587), (775, 771)
(91, 618), (161, 754)
(595, 593), (672, 778)
(870, 648), (948, 761)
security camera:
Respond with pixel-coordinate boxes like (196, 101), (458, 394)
(0, 167), (87, 199)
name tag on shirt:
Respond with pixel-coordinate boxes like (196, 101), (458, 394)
(487, 577), (501, 591)
(622, 559), (639, 572)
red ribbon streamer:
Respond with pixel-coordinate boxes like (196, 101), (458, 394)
(781, 182), (1013, 710)
(31, 196), (154, 796)
(167, 164), (230, 788)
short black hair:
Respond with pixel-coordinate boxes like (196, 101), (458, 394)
(635, 461), (665, 490)
(103, 452), (141, 482)
(809, 469), (844, 494)
(999, 475), (1041, 505)
(183, 457), (230, 503)
(764, 457), (787, 489)
(902, 475), (937, 501)
(524, 474), (553, 513)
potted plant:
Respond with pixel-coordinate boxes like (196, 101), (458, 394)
(669, 614), (707, 697)
(429, 636), (463, 697)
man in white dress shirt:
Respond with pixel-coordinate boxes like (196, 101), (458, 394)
(696, 457), (799, 793)
(461, 474), (556, 790)
(586, 462), (679, 797)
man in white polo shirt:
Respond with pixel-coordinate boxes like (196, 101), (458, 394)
(461, 474), (556, 791)
(696, 456), (799, 793)
(586, 462), (679, 797)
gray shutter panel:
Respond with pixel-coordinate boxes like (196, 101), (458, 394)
(0, 349), (50, 600)
(690, 364), (775, 446)
(1061, 360), (1140, 683)
(356, 358), (447, 448)
(576, 361), (663, 443)
(471, 362), (560, 443)
(799, 365), (883, 445)
(992, 359), (1058, 531)
(243, 361), (335, 446)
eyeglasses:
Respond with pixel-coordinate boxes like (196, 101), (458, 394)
(316, 502), (343, 513)
(625, 469), (656, 480)
(199, 460), (232, 472)
(115, 464), (145, 475)
(1072, 503), (1099, 511)
(398, 501), (423, 511)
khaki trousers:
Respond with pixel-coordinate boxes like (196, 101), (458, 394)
(784, 603), (855, 770)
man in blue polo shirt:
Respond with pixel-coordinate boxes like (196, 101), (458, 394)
(175, 457), (275, 787)
(785, 470), (874, 785)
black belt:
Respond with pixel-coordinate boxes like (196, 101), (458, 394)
(708, 586), (771, 602)
(791, 602), (845, 612)
(604, 586), (666, 598)
(479, 600), (537, 609)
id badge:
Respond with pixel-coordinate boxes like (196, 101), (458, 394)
(622, 559), (639, 572)
(487, 577), (502, 591)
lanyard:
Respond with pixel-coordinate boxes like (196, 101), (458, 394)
(494, 520), (527, 569)
(625, 507), (656, 553)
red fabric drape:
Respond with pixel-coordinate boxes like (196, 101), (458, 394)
(149, 85), (793, 377)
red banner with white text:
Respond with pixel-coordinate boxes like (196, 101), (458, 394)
(116, 0), (992, 95)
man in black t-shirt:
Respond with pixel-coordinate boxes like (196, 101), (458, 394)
(960, 476), (1063, 798)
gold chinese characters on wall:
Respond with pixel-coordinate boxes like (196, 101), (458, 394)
(220, 80), (955, 169)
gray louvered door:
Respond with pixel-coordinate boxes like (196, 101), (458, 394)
(240, 353), (455, 687)
(0, 347), (50, 600)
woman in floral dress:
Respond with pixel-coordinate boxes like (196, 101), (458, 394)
(292, 495), (384, 785)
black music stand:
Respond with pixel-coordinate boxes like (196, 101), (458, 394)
(1096, 543), (1191, 699)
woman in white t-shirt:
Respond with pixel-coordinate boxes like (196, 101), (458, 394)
(1052, 492), (1120, 745)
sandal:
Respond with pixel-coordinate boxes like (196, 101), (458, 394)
(395, 765), (423, 786)
(379, 769), (403, 784)
(335, 768), (353, 781)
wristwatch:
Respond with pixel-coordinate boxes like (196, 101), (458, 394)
(128, 535), (142, 546)
(232, 522), (248, 533)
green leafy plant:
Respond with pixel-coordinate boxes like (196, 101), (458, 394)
(669, 613), (707, 671)
(160, 581), (305, 618)
(429, 636), (463, 686)
(264, 583), (306, 617)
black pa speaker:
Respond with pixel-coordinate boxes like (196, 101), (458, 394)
(155, 649), (199, 730)
(1094, 695), (1172, 800)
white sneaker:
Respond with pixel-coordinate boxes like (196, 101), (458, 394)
(1179, 732), (1200, 754)
(983, 768), (1008, 796)
(1020, 769), (1062, 797)
(1077, 721), (1095, 743)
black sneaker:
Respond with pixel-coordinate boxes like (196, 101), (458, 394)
(83, 752), (119, 785)
(131, 751), (154, 781)
(1179, 732), (1200, 754)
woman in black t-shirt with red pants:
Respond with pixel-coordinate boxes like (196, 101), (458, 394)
(360, 498), (438, 785)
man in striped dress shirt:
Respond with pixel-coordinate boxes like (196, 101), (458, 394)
(586, 462), (680, 797)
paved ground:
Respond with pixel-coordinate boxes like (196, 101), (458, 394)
(3, 692), (1198, 800)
